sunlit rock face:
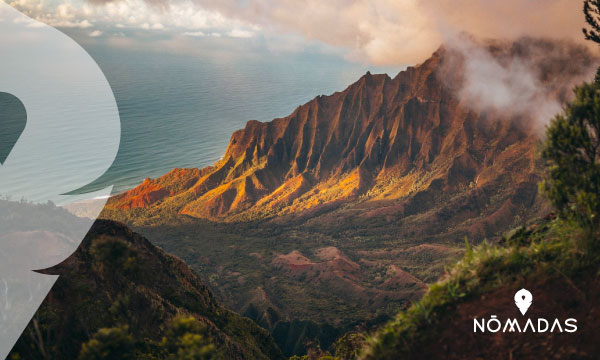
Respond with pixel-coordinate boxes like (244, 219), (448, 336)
(107, 38), (596, 240)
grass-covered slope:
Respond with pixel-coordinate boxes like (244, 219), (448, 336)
(9, 220), (284, 360)
(361, 215), (600, 359)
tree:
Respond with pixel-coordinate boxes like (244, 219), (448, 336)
(78, 326), (135, 360)
(583, 1), (600, 83)
(584, 0), (600, 44)
(90, 236), (140, 276)
(332, 329), (367, 360)
(161, 316), (218, 360)
(541, 82), (600, 232)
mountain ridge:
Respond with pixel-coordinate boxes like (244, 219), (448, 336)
(105, 38), (598, 242)
(10, 217), (284, 359)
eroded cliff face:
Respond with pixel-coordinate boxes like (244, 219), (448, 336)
(107, 38), (595, 239)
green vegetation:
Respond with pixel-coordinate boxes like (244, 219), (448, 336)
(292, 214), (598, 358)
(362, 216), (594, 358)
(584, 0), (600, 45)
(288, 328), (368, 360)
(541, 82), (600, 234)
(10, 220), (283, 360)
(160, 316), (217, 360)
(79, 326), (135, 360)
(78, 316), (219, 360)
(99, 207), (463, 356)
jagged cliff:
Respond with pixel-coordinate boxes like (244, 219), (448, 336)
(107, 38), (595, 241)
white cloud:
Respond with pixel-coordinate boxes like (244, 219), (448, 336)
(44, 19), (93, 28)
(89, 29), (103, 36)
(56, 2), (76, 20)
(182, 30), (205, 36)
(26, 20), (45, 27)
(6, 0), (590, 65)
(228, 28), (253, 38)
(441, 36), (596, 129)
(141, 22), (165, 30)
(12, 15), (43, 27)
(7, 0), (258, 39)
(170, 0), (589, 65)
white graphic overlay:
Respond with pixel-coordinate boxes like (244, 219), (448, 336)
(0, 2), (120, 358)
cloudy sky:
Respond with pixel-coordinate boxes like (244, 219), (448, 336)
(4, 0), (590, 65)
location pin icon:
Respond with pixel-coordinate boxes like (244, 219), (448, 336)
(514, 288), (532, 315)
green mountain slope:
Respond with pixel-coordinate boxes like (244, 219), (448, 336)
(9, 219), (284, 360)
(361, 216), (600, 359)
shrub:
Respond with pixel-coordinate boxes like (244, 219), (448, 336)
(79, 326), (135, 360)
(161, 316), (218, 360)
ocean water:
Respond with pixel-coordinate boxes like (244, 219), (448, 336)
(62, 44), (399, 195)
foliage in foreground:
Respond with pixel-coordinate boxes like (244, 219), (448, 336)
(290, 216), (599, 359)
(541, 81), (600, 233)
(79, 316), (218, 360)
(289, 328), (368, 360)
(360, 217), (597, 359)
(9, 220), (283, 360)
